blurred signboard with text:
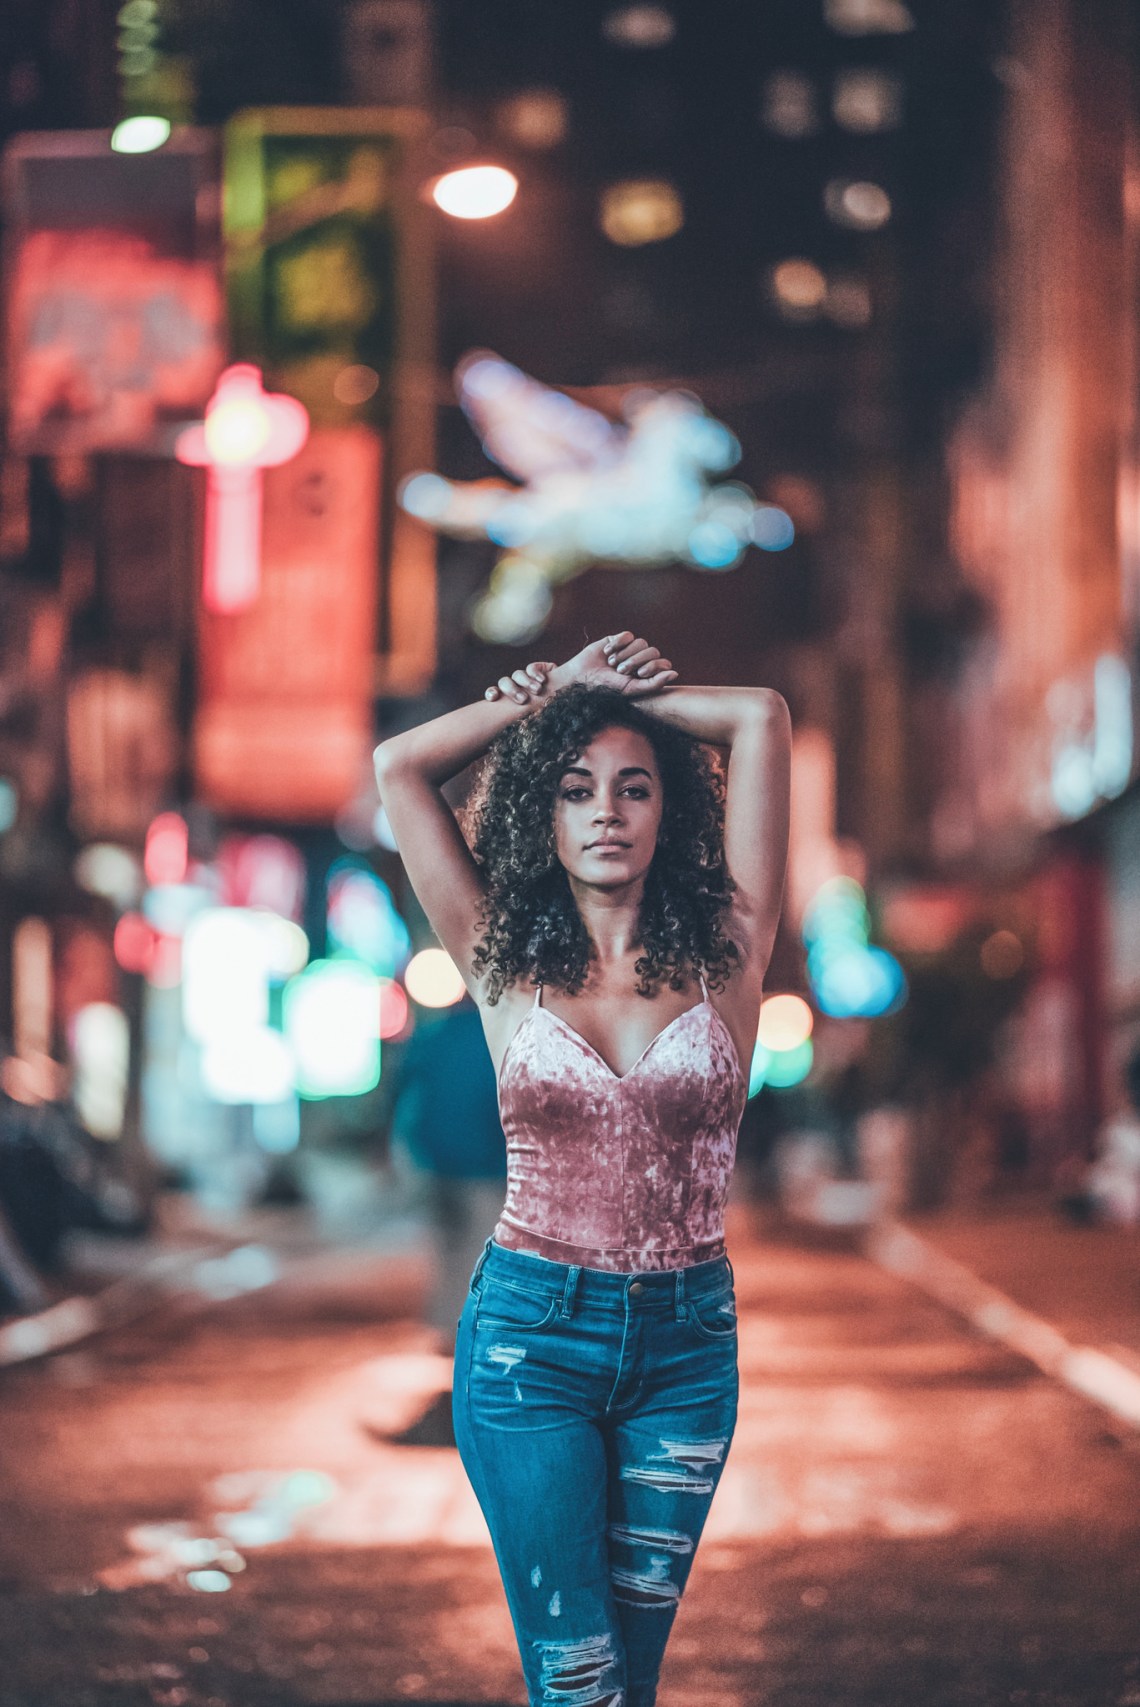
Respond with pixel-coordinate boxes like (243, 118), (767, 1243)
(194, 425), (381, 820)
(223, 107), (436, 692)
(2, 131), (224, 454)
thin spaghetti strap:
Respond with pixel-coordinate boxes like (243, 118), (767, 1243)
(534, 981), (543, 1008)
(698, 970), (709, 1001)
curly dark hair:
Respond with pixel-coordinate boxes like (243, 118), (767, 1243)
(463, 683), (741, 1003)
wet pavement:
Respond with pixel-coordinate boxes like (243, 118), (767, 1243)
(1, 1202), (1138, 1707)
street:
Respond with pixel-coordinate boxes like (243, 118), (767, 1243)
(1, 1203), (1138, 1707)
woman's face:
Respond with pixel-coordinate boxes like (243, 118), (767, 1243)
(553, 724), (664, 887)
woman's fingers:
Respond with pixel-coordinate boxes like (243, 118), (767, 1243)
(615, 644), (660, 675)
(484, 666), (550, 704)
(602, 632), (635, 663)
(626, 668), (679, 695)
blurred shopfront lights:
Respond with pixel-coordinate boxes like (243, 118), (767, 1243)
(431, 166), (518, 219)
(600, 180), (683, 246)
(110, 115), (171, 154)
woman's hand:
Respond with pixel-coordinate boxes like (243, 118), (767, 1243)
(483, 633), (678, 704)
(483, 662), (557, 705)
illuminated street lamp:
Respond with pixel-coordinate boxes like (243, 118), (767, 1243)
(431, 164), (518, 219)
(175, 365), (309, 613)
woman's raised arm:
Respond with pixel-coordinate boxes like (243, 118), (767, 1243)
(636, 680), (791, 986)
(372, 670), (548, 992)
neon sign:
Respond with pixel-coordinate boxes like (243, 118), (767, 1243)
(176, 364), (308, 613)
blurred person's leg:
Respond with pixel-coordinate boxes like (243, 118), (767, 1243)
(430, 1176), (506, 1353)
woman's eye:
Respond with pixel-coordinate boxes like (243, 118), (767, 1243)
(560, 788), (588, 800)
(624, 787), (649, 799)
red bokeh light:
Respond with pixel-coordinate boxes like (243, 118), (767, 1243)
(144, 812), (189, 888)
(378, 978), (410, 1040)
(113, 912), (156, 975)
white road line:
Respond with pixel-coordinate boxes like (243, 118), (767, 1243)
(866, 1219), (1140, 1430)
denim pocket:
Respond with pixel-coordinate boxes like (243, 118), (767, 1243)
(684, 1288), (737, 1342)
(475, 1277), (560, 1333)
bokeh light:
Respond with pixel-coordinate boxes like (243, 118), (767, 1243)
(404, 948), (467, 1008)
(144, 812), (189, 887)
(75, 843), (143, 909)
(686, 520), (745, 570)
(201, 1026), (295, 1106)
(750, 505), (796, 550)
(0, 778), (16, 834)
(825, 0), (914, 33)
(326, 863), (411, 977)
(378, 977), (410, 1039)
(757, 994), (814, 1053)
(599, 180), (684, 247)
(283, 959), (382, 1099)
(824, 179), (892, 230)
(825, 275), (873, 328)
(70, 1003), (130, 1139)
(602, 5), (676, 48)
(110, 115), (171, 154)
(761, 71), (819, 139)
(496, 89), (569, 149)
(832, 69), (902, 132)
(332, 364), (380, 406)
(770, 259), (827, 316)
(182, 909), (270, 1044)
(113, 912), (156, 976)
(432, 165), (518, 219)
(980, 929), (1024, 979)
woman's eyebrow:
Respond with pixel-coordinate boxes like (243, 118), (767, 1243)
(560, 765), (653, 780)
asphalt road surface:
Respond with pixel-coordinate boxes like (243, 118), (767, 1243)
(1, 1205), (1138, 1707)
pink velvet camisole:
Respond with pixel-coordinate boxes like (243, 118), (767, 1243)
(492, 973), (749, 1271)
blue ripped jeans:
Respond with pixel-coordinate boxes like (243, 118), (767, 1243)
(453, 1237), (739, 1707)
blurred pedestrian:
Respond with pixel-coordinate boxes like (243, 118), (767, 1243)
(1065, 1043), (1140, 1227)
(388, 992), (507, 1352)
(375, 631), (790, 1707)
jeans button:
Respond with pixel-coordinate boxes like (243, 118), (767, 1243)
(629, 1280), (644, 1294)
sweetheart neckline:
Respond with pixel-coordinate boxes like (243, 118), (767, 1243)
(497, 997), (745, 1091)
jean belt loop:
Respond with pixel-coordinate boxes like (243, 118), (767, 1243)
(726, 1253), (735, 1286)
(561, 1265), (580, 1319)
(472, 1237), (493, 1287)
(673, 1267), (687, 1322)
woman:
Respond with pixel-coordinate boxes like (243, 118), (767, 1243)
(374, 631), (791, 1707)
